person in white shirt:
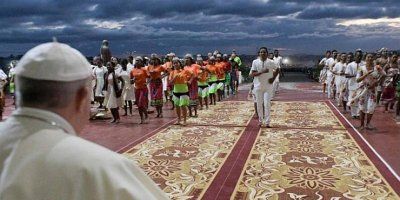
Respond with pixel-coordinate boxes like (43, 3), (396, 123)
(272, 50), (282, 96)
(93, 57), (107, 108)
(0, 68), (7, 120)
(355, 53), (385, 130)
(332, 53), (347, 107)
(319, 51), (331, 94)
(249, 47), (279, 127)
(0, 41), (168, 200)
(345, 50), (363, 118)
(326, 50), (338, 99)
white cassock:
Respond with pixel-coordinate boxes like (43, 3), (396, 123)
(332, 62), (347, 104)
(325, 58), (335, 98)
(345, 61), (361, 117)
(251, 58), (277, 125)
(0, 108), (169, 200)
(93, 66), (107, 97)
(272, 56), (282, 95)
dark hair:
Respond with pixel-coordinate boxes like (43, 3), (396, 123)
(326, 50), (331, 54)
(259, 47), (268, 53)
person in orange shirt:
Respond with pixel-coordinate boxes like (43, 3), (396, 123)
(163, 53), (175, 109)
(196, 56), (209, 110)
(215, 54), (226, 101)
(184, 54), (200, 117)
(170, 57), (193, 126)
(131, 56), (150, 124)
(147, 55), (167, 118)
(222, 54), (232, 96)
(206, 56), (218, 105)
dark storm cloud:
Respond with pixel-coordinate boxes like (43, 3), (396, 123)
(0, 0), (399, 56)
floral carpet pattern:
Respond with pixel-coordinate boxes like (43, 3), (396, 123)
(270, 101), (344, 129)
(123, 101), (252, 199)
(187, 101), (254, 126)
(232, 102), (398, 200)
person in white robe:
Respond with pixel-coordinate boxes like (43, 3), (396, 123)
(249, 47), (279, 127)
(119, 59), (135, 116)
(0, 41), (168, 200)
(332, 53), (347, 107)
(345, 50), (363, 119)
(93, 57), (107, 108)
(272, 50), (282, 97)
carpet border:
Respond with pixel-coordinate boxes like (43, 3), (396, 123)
(326, 100), (400, 196)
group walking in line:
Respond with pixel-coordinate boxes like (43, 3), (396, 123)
(89, 41), (242, 125)
(319, 48), (400, 130)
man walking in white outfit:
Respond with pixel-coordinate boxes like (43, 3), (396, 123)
(345, 50), (363, 119)
(272, 50), (282, 97)
(250, 47), (279, 128)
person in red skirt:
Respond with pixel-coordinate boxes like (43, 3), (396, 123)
(131, 57), (150, 124)
(147, 55), (167, 118)
(184, 54), (200, 117)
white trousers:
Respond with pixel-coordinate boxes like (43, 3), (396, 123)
(348, 90), (359, 117)
(326, 76), (333, 98)
(254, 88), (272, 124)
(272, 74), (280, 96)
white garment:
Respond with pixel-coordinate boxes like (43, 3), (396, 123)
(0, 70), (7, 80)
(325, 58), (336, 98)
(104, 73), (122, 109)
(250, 58), (277, 93)
(0, 107), (168, 200)
(93, 66), (107, 97)
(119, 70), (135, 101)
(272, 56), (282, 94)
(251, 58), (277, 124)
(127, 63), (134, 72)
(333, 62), (347, 103)
(254, 88), (272, 124)
(345, 61), (362, 91)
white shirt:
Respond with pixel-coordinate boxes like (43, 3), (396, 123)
(345, 61), (362, 90)
(333, 62), (346, 83)
(0, 70), (7, 80)
(273, 56), (282, 69)
(250, 58), (277, 91)
(319, 57), (328, 66)
(326, 58), (335, 78)
(0, 107), (168, 200)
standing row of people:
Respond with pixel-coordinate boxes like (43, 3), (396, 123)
(90, 51), (242, 125)
(319, 48), (400, 130)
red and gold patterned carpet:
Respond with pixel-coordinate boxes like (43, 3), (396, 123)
(122, 100), (399, 199)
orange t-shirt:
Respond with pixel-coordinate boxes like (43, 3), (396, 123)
(197, 67), (209, 82)
(215, 62), (226, 79)
(170, 69), (192, 84)
(131, 68), (149, 89)
(184, 64), (201, 77)
(147, 65), (166, 80)
(206, 64), (217, 75)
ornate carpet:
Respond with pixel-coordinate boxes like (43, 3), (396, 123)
(270, 101), (344, 129)
(232, 102), (399, 199)
(123, 101), (254, 199)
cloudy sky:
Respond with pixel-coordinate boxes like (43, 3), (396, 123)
(1, 0), (400, 56)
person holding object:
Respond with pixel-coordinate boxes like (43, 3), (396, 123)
(249, 47), (279, 128)
(0, 41), (168, 200)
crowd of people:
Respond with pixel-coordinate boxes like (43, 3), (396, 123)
(319, 48), (400, 130)
(90, 40), (242, 125)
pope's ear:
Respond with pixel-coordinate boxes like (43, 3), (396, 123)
(75, 86), (89, 110)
